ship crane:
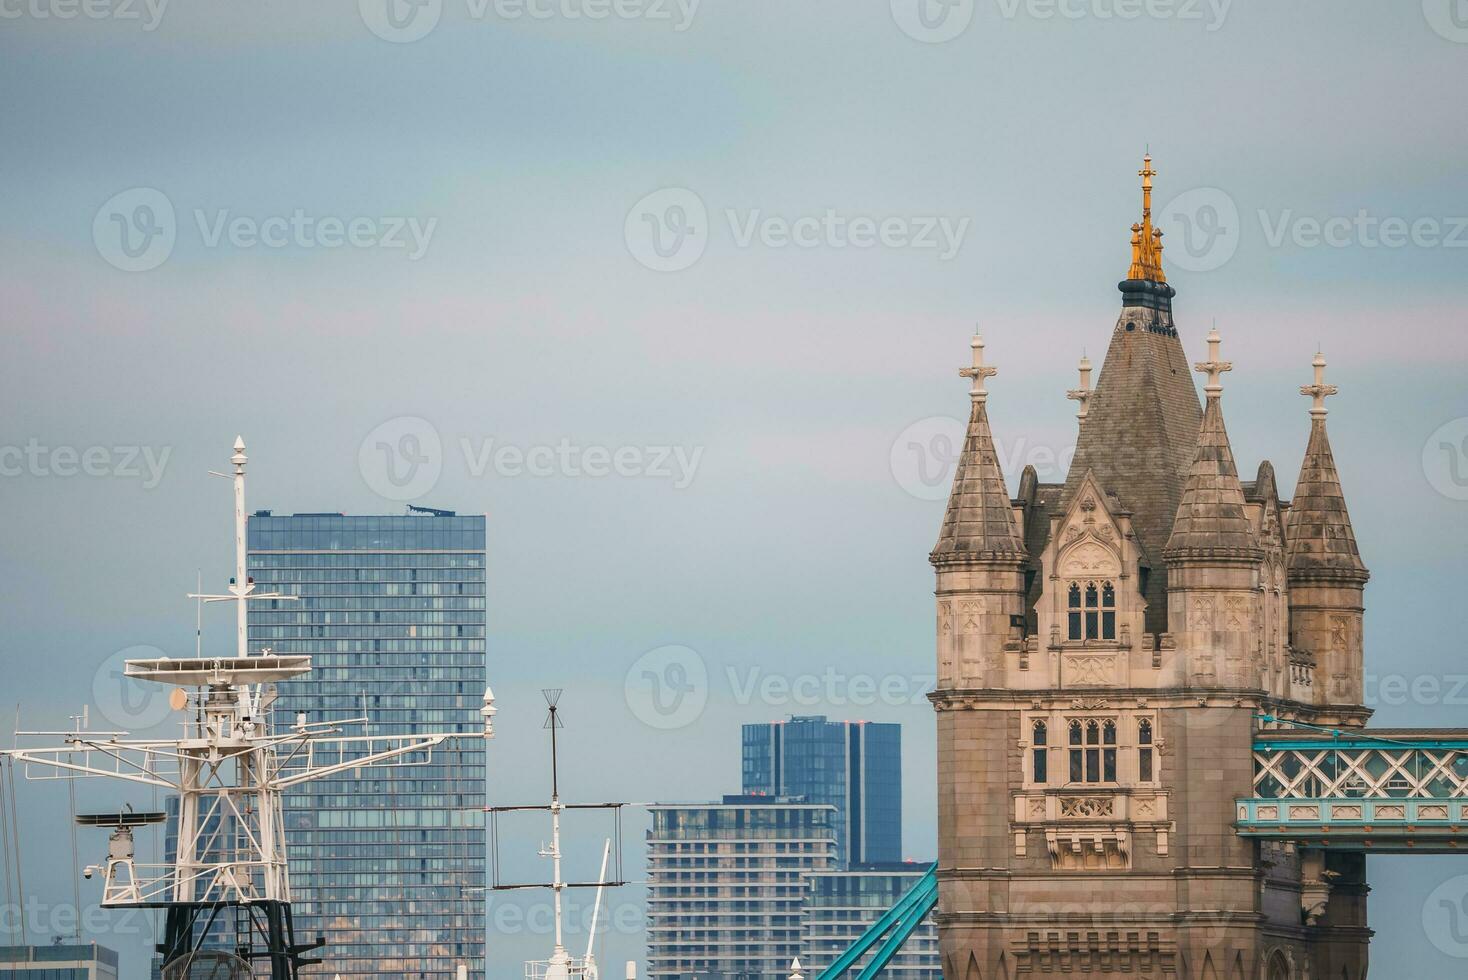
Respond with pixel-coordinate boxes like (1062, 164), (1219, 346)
(3, 439), (494, 980)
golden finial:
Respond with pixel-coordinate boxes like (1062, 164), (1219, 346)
(1126, 154), (1167, 284)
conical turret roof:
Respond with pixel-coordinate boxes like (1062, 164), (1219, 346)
(1286, 416), (1368, 581)
(1284, 352), (1368, 582)
(931, 337), (1026, 566)
(1164, 395), (1261, 560)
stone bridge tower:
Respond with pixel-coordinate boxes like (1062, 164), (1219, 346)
(930, 159), (1371, 980)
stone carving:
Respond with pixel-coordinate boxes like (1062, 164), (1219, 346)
(1060, 541), (1118, 577)
(1224, 595), (1249, 630)
(958, 597), (984, 634)
(1067, 654), (1117, 686)
(1192, 595), (1215, 628)
(1060, 797), (1114, 818)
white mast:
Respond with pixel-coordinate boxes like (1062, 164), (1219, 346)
(3, 439), (495, 975)
(582, 839), (612, 980)
(541, 690), (569, 980)
(231, 436), (248, 658)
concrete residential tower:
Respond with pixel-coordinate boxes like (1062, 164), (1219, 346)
(929, 159), (1370, 979)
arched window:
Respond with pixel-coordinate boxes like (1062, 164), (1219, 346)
(1138, 719), (1154, 782)
(1032, 721), (1048, 784)
(1068, 581), (1118, 641)
(1068, 721), (1084, 782)
(1069, 718), (1117, 784)
(1267, 951), (1291, 980)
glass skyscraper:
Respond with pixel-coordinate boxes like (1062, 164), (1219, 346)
(246, 511), (487, 980)
(740, 717), (900, 867)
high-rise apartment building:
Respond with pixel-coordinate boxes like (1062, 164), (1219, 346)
(800, 864), (939, 980)
(0, 944), (120, 979)
(740, 716), (900, 866)
(246, 510), (487, 979)
(646, 797), (839, 980)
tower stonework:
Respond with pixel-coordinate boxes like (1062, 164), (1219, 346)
(930, 160), (1371, 980)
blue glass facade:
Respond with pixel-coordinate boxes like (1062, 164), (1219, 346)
(740, 717), (900, 867)
(246, 512), (487, 980)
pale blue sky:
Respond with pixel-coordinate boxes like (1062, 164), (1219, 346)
(2, 1), (1467, 976)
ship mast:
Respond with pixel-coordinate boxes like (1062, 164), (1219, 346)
(4, 438), (495, 979)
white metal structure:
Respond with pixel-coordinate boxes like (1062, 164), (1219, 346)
(2, 439), (495, 974)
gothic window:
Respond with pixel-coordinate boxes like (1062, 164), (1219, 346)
(1085, 583), (1099, 638)
(1068, 581), (1117, 641)
(1068, 719), (1117, 784)
(1138, 718), (1154, 782)
(1068, 721), (1083, 782)
(1032, 721), (1048, 784)
(1067, 584), (1082, 640)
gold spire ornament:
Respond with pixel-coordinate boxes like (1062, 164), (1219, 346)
(1126, 155), (1168, 284)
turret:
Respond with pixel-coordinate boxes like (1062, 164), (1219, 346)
(930, 334), (1028, 690)
(1162, 329), (1264, 689)
(1285, 352), (1369, 715)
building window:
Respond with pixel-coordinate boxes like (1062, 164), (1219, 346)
(1068, 719), (1117, 784)
(1068, 581), (1117, 641)
(1032, 721), (1048, 784)
(1138, 718), (1154, 782)
(1067, 584), (1082, 640)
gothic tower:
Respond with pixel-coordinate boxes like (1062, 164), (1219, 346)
(930, 159), (1371, 980)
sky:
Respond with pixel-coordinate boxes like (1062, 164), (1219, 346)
(1, 0), (1467, 976)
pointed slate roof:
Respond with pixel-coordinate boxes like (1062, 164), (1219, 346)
(930, 396), (1027, 565)
(1164, 394), (1261, 560)
(1054, 157), (1206, 631)
(1059, 306), (1202, 630)
(1285, 417), (1368, 582)
(932, 336), (1026, 566)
